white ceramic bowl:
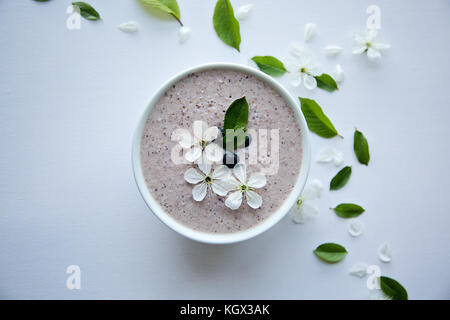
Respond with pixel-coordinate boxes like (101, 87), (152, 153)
(132, 62), (311, 244)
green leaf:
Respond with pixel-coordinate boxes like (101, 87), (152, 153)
(314, 243), (347, 263)
(251, 56), (287, 77)
(333, 203), (365, 218)
(354, 129), (370, 165)
(141, 0), (181, 23)
(72, 2), (101, 20)
(213, 0), (241, 52)
(315, 73), (339, 92)
(223, 97), (249, 150)
(380, 276), (408, 300)
(330, 166), (352, 190)
(299, 97), (339, 138)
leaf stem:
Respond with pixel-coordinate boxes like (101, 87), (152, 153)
(171, 13), (183, 26)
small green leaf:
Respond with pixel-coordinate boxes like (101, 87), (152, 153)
(333, 203), (365, 218)
(72, 2), (101, 20)
(315, 73), (338, 92)
(330, 166), (352, 190)
(354, 129), (370, 165)
(141, 0), (181, 24)
(223, 97), (249, 150)
(314, 243), (347, 263)
(299, 97), (339, 138)
(251, 56), (287, 77)
(213, 0), (241, 52)
(380, 276), (408, 300)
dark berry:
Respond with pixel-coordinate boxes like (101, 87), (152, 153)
(223, 151), (239, 168)
(244, 133), (252, 148)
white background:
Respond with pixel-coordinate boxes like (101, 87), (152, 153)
(1, 0), (449, 299)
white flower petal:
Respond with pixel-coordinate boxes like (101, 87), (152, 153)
(290, 73), (303, 87)
(333, 64), (344, 83)
(353, 33), (366, 45)
(193, 120), (208, 140)
(178, 26), (191, 44)
(367, 47), (381, 60)
(302, 179), (323, 201)
(203, 126), (219, 142)
(211, 180), (230, 197)
(348, 220), (364, 237)
(225, 176), (241, 189)
(352, 46), (367, 55)
(247, 172), (266, 189)
(184, 168), (204, 184)
(316, 147), (343, 166)
(307, 64), (322, 77)
(292, 202), (318, 224)
(177, 131), (194, 148)
(303, 74), (317, 90)
(349, 262), (368, 278)
(204, 143), (223, 162)
(185, 146), (202, 162)
(378, 242), (392, 263)
(118, 21), (138, 33)
(197, 162), (211, 176)
(236, 4), (253, 20)
(225, 191), (243, 210)
(289, 42), (304, 57)
(233, 163), (247, 184)
(367, 29), (378, 42)
(324, 45), (343, 57)
(304, 23), (317, 42)
(373, 42), (390, 50)
(212, 165), (231, 180)
(192, 182), (208, 201)
(246, 190), (262, 209)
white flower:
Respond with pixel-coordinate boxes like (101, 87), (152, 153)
(324, 45), (343, 57)
(178, 26), (191, 44)
(353, 29), (390, 61)
(236, 4), (253, 21)
(184, 163), (232, 202)
(316, 147), (344, 166)
(287, 43), (321, 90)
(291, 179), (322, 223)
(333, 64), (344, 83)
(118, 21), (138, 33)
(348, 220), (363, 237)
(177, 120), (223, 163)
(304, 23), (317, 42)
(378, 242), (392, 263)
(224, 164), (266, 210)
(349, 262), (368, 277)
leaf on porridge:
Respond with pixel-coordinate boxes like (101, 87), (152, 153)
(380, 276), (408, 300)
(330, 166), (352, 190)
(251, 56), (287, 77)
(354, 129), (370, 165)
(314, 243), (347, 263)
(223, 97), (249, 150)
(333, 203), (365, 218)
(72, 2), (101, 20)
(315, 73), (339, 92)
(213, 0), (241, 51)
(299, 97), (340, 138)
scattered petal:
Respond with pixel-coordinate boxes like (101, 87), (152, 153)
(316, 147), (344, 166)
(225, 191), (243, 210)
(301, 179), (323, 201)
(236, 4), (253, 21)
(303, 74), (317, 90)
(304, 23), (317, 42)
(378, 242), (392, 263)
(349, 262), (368, 277)
(324, 45), (343, 57)
(292, 202), (318, 224)
(118, 21), (138, 33)
(348, 220), (364, 237)
(246, 190), (262, 209)
(333, 64), (344, 83)
(184, 168), (204, 184)
(192, 182), (207, 201)
(178, 26), (191, 44)
(247, 172), (266, 189)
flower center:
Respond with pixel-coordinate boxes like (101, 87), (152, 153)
(366, 42), (372, 48)
(200, 140), (208, 150)
(296, 197), (304, 208)
(240, 184), (249, 192)
(204, 176), (212, 184)
(300, 67), (308, 74)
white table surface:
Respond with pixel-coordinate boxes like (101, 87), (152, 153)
(1, 0), (449, 299)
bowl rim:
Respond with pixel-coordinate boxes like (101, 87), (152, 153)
(132, 62), (311, 244)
